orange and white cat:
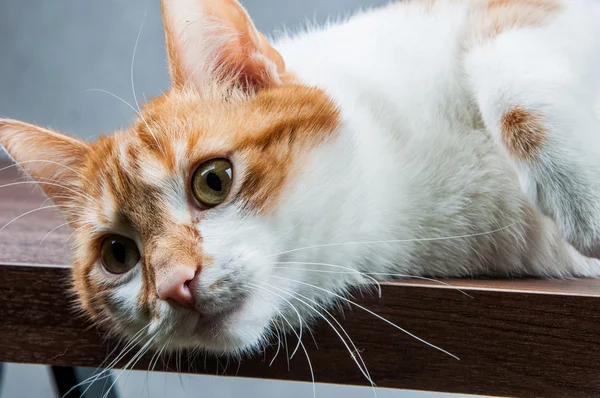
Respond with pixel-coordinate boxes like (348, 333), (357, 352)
(1, 0), (600, 356)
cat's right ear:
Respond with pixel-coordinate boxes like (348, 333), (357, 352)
(0, 119), (91, 207)
(161, 0), (289, 92)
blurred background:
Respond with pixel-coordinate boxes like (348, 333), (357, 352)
(0, 0), (476, 397)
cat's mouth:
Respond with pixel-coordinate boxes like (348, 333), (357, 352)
(162, 295), (270, 354)
(193, 305), (239, 328)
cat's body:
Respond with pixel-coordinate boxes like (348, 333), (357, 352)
(2, 0), (600, 357)
(271, 0), (600, 281)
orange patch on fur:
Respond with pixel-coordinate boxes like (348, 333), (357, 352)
(471, 0), (561, 45)
(500, 106), (547, 159)
(395, 1), (561, 47)
(139, 224), (205, 309)
(233, 85), (340, 212)
(136, 84), (340, 213)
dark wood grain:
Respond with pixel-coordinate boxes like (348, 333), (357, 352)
(0, 162), (70, 265)
(3, 160), (600, 397)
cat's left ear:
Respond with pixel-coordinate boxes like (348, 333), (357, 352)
(161, 0), (289, 91)
(0, 119), (91, 206)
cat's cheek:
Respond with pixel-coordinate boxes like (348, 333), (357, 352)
(104, 272), (148, 326)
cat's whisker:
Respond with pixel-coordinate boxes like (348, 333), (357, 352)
(63, 354), (120, 398)
(150, 340), (169, 373)
(272, 275), (460, 361)
(97, 325), (151, 375)
(37, 222), (71, 249)
(274, 260), (382, 297)
(30, 177), (97, 205)
(0, 159), (94, 185)
(247, 284), (316, 398)
(267, 224), (516, 259)
(106, 336), (156, 395)
(148, 335), (174, 396)
(0, 205), (60, 234)
(101, 334), (156, 398)
(247, 282), (304, 359)
(85, 88), (143, 118)
(0, 180), (96, 203)
(306, 325), (319, 351)
(282, 324), (290, 371)
(261, 281), (376, 388)
(244, 287), (283, 367)
(63, 224), (93, 248)
(65, 325), (151, 398)
(39, 195), (71, 208)
(129, 1), (166, 157)
(241, 217), (306, 261)
(269, 319), (283, 367)
(272, 262), (473, 298)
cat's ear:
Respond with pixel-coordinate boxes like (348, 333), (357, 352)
(0, 119), (91, 206)
(161, 0), (288, 91)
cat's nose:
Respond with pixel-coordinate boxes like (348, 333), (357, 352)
(157, 267), (196, 310)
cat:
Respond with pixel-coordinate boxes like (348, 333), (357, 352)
(1, 0), (600, 364)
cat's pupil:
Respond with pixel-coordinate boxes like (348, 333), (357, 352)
(206, 172), (222, 192)
(111, 240), (127, 264)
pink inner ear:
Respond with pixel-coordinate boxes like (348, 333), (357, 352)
(161, 0), (286, 90)
(0, 118), (90, 208)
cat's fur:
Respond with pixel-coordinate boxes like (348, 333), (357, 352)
(1, 0), (600, 355)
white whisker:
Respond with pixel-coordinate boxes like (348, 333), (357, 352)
(247, 282), (304, 359)
(247, 284), (316, 398)
(66, 325), (151, 398)
(0, 205), (59, 234)
(86, 89), (141, 116)
(0, 160), (93, 185)
(37, 222), (71, 249)
(273, 262), (472, 298)
(274, 261), (382, 297)
(261, 281), (376, 388)
(129, 0), (165, 156)
(101, 334), (156, 398)
(267, 224), (516, 258)
(272, 275), (460, 360)
(0, 180), (96, 203)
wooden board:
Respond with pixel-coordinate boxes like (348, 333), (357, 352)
(2, 161), (600, 397)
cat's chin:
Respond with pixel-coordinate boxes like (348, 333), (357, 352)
(173, 321), (268, 355)
(159, 302), (273, 355)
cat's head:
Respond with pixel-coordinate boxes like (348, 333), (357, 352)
(0, 0), (347, 354)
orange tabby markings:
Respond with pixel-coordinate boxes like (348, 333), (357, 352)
(140, 225), (205, 309)
(500, 106), (547, 160)
(234, 85), (340, 212)
(407, 0), (561, 45)
(473, 0), (561, 43)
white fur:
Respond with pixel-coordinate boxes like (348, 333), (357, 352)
(198, 0), (600, 350)
(92, 0), (600, 355)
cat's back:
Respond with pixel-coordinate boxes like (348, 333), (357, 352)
(275, 0), (472, 120)
(272, 1), (560, 276)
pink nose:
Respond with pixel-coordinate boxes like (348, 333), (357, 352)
(157, 267), (196, 309)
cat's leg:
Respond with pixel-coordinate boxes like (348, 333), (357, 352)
(465, 11), (600, 259)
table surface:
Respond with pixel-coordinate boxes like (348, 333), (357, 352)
(1, 160), (600, 397)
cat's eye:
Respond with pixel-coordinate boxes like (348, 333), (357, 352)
(192, 159), (233, 208)
(100, 235), (140, 274)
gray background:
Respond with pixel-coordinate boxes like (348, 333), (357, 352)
(0, 0), (390, 139)
(0, 0), (478, 397)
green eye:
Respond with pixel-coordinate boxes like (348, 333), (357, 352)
(192, 159), (233, 208)
(100, 235), (140, 274)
